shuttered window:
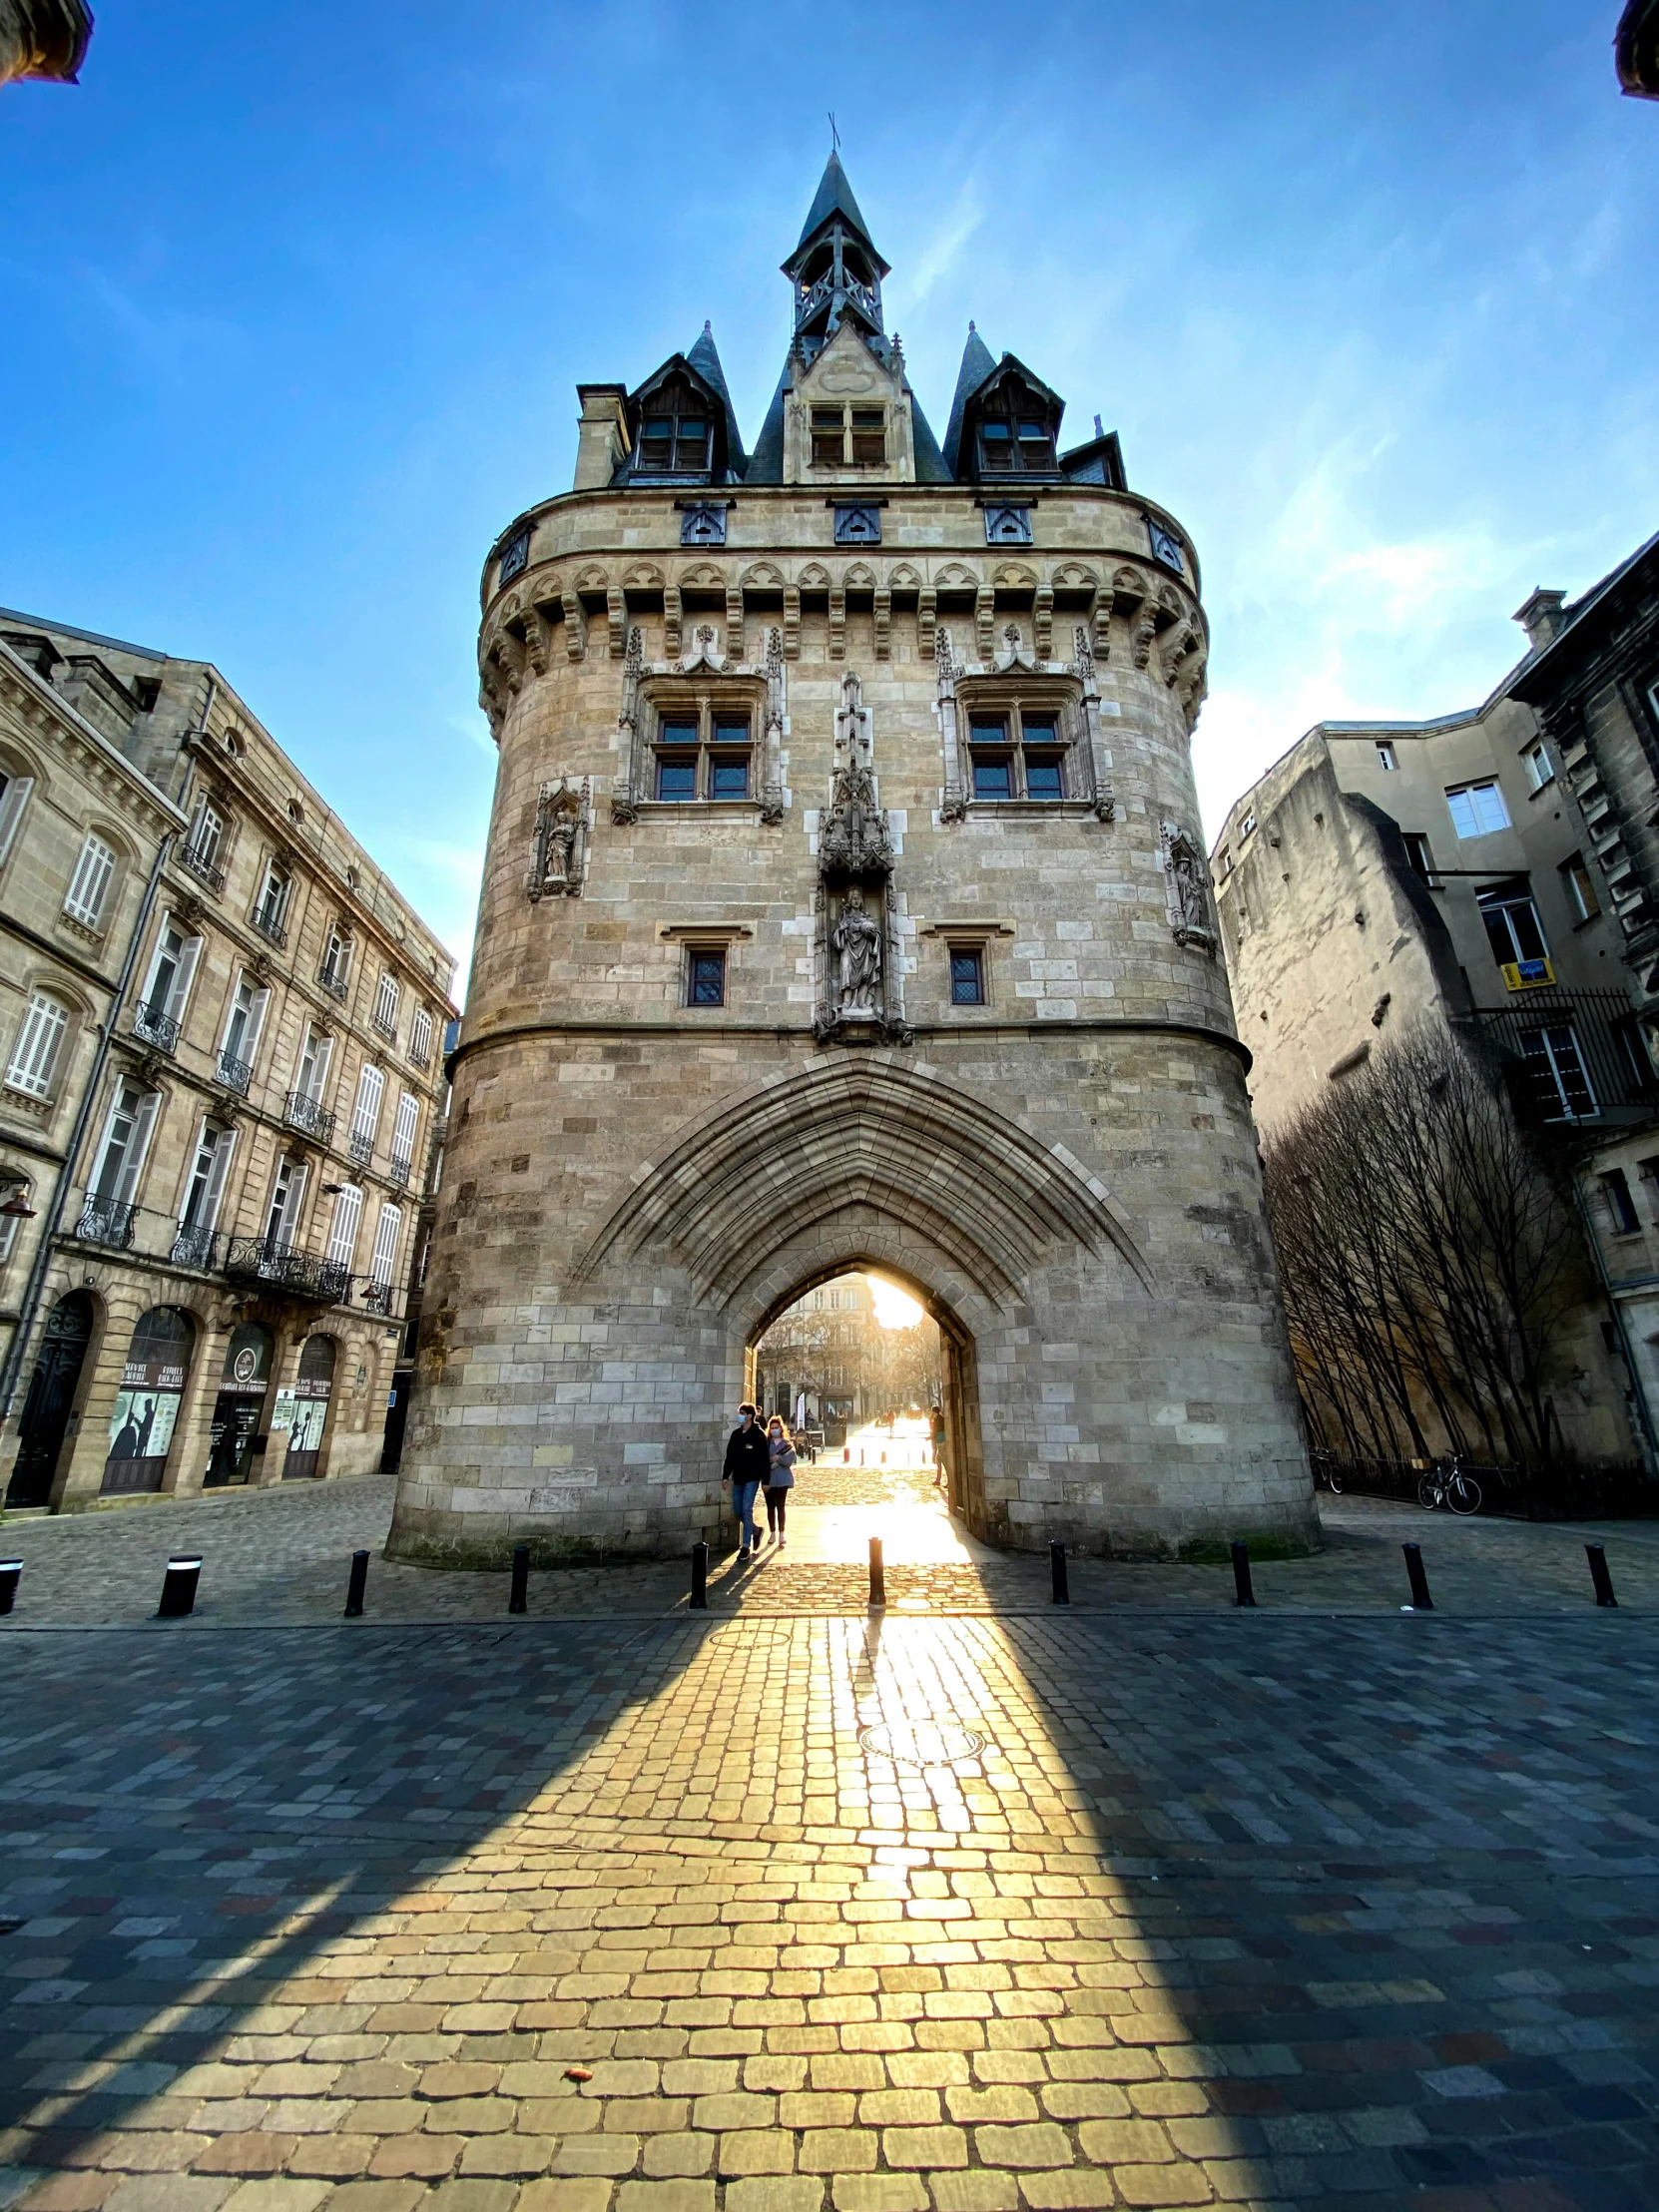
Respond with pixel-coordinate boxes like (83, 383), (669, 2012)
(368, 1200), (402, 1286)
(325, 1184), (364, 1269)
(91, 1082), (159, 1205)
(6, 992), (69, 1098)
(349, 1064), (384, 1153)
(409, 1007), (433, 1065)
(63, 833), (117, 927)
(0, 774), (35, 863)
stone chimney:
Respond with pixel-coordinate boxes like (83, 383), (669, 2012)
(1513, 588), (1568, 652)
(573, 385), (630, 493)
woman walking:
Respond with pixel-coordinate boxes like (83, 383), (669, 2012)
(762, 1413), (797, 1547)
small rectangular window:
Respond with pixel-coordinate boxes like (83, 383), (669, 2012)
(709, 755), (750, 799)
(850, 408), (885, 466)
(971, 755), (1013, 800)
(1523, 741), (1553, 791)
(688, 949), (726, 1007)
(656, 755), (698, 801)
(1479, 887), (1548, 969)
(812, 408), (843, 467)
(1376, 743), (1396, 771)
(660, 718), (698, 748)
(1401, 832), (1439, 886)
(949, 948), (985, 1005)
(1562, 852), (1600, 922)
(1024, 754), (1064, 801)
(1602, 1169), (1640, 1236)
(712, 716), (750, 747)
(980, 420), (1013, 469)
(1446, 780), (1510, 837)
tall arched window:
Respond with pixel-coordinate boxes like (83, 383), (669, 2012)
(5, 990), (70, 1100)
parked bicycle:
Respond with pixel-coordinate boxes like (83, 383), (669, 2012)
(1416, 1453), (1482, 1515)
(1310, 1449), (1344, 1495)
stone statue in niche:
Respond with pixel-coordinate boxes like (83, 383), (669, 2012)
(1161, 821), (1216, 954)
(830, 887), (883, 1016)
(528, 777), (591, 900)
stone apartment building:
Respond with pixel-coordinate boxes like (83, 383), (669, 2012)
(1210, 531), (1659, 1455)
(0, 608), (458, 1512)
(391, 155), (1314, 1567)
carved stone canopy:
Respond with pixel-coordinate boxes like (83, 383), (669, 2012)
(819, 759), (891, 881)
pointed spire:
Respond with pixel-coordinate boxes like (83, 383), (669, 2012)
(684, 322), (746, 473)
(794, 149), (879, 260)
(943, 323), (998, 476)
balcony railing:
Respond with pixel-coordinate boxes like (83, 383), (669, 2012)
(317, 965), (348, 1001)
(408, 1044), (431, 1071)
(251, 907), (288, 949)
(178, 841), (226, 894)
(371, 1011), (397, 1043)
(1470, 989), (1659, 1128)
(284, 1092), (336, 1143)
(387, 1152), (411, 1188)
(132, 1001), (180, 1053)
(224, 1237), (351, 1303)
(76, 1197), (136, 1249)
(216, 1051), (254, 1096)
(347, 1128), (374, 1165)
(171, 1223), (220, 1271)
(362, 1279), (395, 1316)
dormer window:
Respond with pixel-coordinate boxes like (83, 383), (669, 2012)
(978, 400), (1055, 474)
(636, 377), (712, 475)
(811, 405), (886, 469)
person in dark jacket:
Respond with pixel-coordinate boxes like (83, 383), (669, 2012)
(723, 1401), (770, 1558)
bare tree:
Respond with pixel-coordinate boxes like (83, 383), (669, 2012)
(1263, 1026), (1591, 1468)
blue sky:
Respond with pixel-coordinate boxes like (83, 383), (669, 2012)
(3, 1), (1654, 993)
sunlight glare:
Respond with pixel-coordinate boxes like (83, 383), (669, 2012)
(865, 1275), (924, 1330)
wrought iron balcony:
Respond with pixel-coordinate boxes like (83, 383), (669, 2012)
(216, 1051), (254, 1096)
(362, 1279), (395, 1317)
(284, 1092), (335, 1144)
(171, 1223), (220, 1270)
(251, 907), (287, 949)
(317, 965), (348, 1001)
(387, 1152), (411, 1188)
(132, 1001), (180, 1052)
(224, 1237), (351, 1303)
(76, 1197), (136, 1249)
(178, 841), (226, 894)
(1471, 988), (1659, 1128)
(408, 1044), (431, 1070)
(347, 1128), (374, 1165)
(371, 1011), (397, 1044)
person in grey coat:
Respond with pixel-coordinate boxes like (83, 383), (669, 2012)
(761, 1413), (798, 1547)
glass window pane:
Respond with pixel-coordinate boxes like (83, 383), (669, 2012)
(656, 757), (697, 800)
(1446, 789), (1478, 838)
(659, 720), (698, 746)
(972, 756), (1013, 800)
(712, 717), (749, 745)
(1024, 756), (1063, 801)
(949, 951), (984, 1005)
(710, 757), (750, 799)
(969, 717), (1009, 744)
(689, 951), (725, 1006)
(981, 421), (1011, 439)
(1473, 781), (1510, 832)
(1020, 714), (1058, 743)
(643, 416), (673, 437)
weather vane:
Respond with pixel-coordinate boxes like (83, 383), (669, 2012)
(829, 112), (840, 153)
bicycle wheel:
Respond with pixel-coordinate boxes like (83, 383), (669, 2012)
(1447, 1473), (1482, 1515)
(1416, 1474), (1441, 1510)
(1327, 1469), (1343, 1494)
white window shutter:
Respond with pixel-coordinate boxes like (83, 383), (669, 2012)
(0, 777), (35, 862)
(7, 994), (67, 1096)
(352, 1064), (384, 1140)
(247, 987), (271, 1056)
(326, 1184), (363, 1268)
(113, 1091), (160, 1207)
(164, 935), (204, 1023)
(201, 1125), (236, 1230)
(369, 1201), (402, 1284)
(64, 834), (116, 926)
(392, 1091), (419, 1160)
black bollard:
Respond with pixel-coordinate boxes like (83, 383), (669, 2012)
(1050, 1541), (1070, 1605)
(509, 1544), (530, 1615)
(1230, 1540), (1256, 1608)
(1401, 1541), (1433, 1611)
(158, 1556), (202, 1618)
(0, 1560), (19, 1617)
(691, 1541), (708, 1610)
(1585, 1543), (1618, 1609)
(343, 1548), (369, 1619)
(869, 1536), (886, 1609)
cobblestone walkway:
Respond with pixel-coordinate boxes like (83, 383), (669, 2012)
(0, 1607), (1655, 2209)
(1, 1473), (1657, 1624)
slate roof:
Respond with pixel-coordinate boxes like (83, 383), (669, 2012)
(740, 339), (951, 486)
(792, 152), (883, 266)
(612, 326), (747, 485)
(942, 325), (997, 476)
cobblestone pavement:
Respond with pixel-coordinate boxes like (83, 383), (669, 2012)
(0, 1606), (1656, 2210)
(1, 1473), (1658, 1626)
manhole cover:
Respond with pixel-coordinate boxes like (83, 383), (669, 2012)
(857, 1721), (984, 1767)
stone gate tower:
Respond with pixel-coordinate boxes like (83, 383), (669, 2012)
(390, 157), (1315, 1565)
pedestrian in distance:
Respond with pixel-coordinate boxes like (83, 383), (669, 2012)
(724, 1400), (770, 1558)
(762, 1413), (797, 1547)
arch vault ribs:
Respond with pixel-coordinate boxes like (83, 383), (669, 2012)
(577, 1055), (1151, 1308)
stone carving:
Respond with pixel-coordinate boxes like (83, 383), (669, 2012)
(935, 628), (967, 824)
(529, 777), (591, 900)
(1161, 821), (1216, 954)
(830, 886), (882, 1015)
(761, 626), (786, 824)
(1130, 604), (1158, 670)
(1071, 625), (1115, 824)
(612, 626), (646, 823)
(819, 674), (892, 878)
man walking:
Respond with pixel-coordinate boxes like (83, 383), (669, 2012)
(724, 1400), (770, 1558)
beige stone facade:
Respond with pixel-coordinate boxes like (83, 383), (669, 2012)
(0, 609), (457, 1512)
(1210, 552), (1659, 1463)
(391, 160), (1315, 1566)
